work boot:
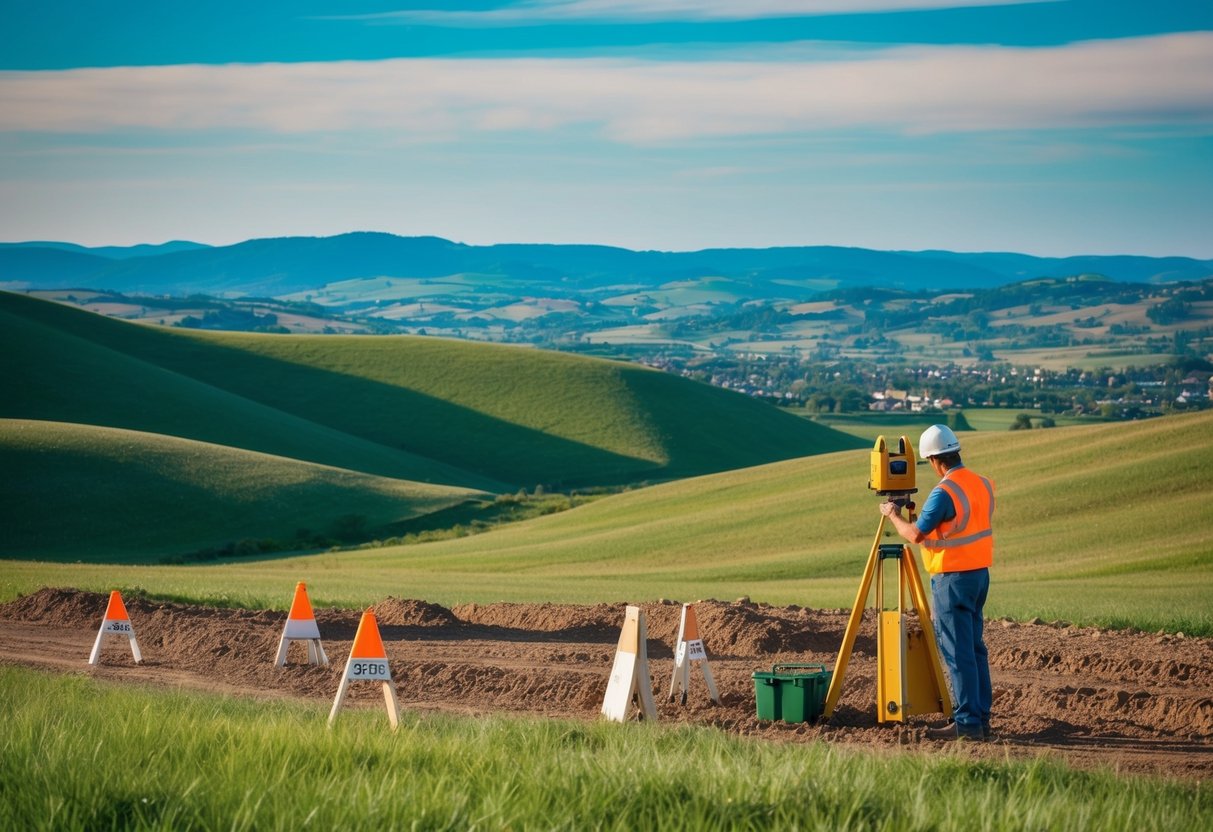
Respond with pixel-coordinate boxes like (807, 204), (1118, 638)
(925, 720), (984, 741)
(925, 721), (958, 740)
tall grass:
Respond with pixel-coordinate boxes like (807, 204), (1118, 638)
(1, 667), (1208, 831)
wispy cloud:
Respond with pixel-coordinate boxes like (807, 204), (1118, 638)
(344, 0), (1051, 25)
(2, 34), (1210, 143)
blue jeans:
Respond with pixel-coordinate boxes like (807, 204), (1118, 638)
(931, 568), (991, 736)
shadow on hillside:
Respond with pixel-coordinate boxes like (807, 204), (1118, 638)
(163, 345), (661, 489)
(2, 292), (662, 489)
(5, 291), (864, 485)
(620, 365), (866, 476)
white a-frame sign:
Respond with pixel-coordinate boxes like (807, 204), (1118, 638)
(274, 582), (329, 667)
(601, 605), (658, 722)
(668, 602), (720, 705)
(89, 591), (143, 665)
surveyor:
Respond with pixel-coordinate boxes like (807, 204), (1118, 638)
(878, 424), (994, 740)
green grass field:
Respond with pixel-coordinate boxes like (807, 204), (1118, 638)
(4, 410), (1210, 634)
(2, 667), (1207, 832)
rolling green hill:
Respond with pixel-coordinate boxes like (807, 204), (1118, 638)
(307, 407), (1211, 593)
(0, 291), (862, 490)
(0, 420), (484, 563)
(0, 298), (505, 491)
(5, 410), (1209, 632)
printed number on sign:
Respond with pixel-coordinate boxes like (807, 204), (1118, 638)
(351, 662), (387, 677)
(106, 622), (132, 632)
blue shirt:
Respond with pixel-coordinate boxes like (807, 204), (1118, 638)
(915, 464), (962, 535)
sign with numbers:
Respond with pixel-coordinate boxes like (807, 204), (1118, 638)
(347, 660), (391, 680)
(328, 609), (400, 730)
(89, 591), (143, 665)
(668, 603), (719, 706)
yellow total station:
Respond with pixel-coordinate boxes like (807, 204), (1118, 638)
(869, 434), (916, 495)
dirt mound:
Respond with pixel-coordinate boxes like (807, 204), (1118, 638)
(453, 601), (624, 636)
(1, 586), (108, 627)
(371, 598), (459, 628)
(2, 587), (1211, 781)
(664, 600), (853, 656)
(448, 599), (851, 656)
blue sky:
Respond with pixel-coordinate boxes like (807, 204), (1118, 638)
(2, 1), (1211, 256)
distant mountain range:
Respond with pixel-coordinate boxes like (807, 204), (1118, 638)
(1, 232), (1210, 298)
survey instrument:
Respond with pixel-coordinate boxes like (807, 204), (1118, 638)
(869, 434), (916, 496)
(824, 436), (951, 724)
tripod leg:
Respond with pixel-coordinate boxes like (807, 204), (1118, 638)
(824, 517), (886, 718)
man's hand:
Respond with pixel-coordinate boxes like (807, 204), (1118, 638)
(880, 498), (926, 544)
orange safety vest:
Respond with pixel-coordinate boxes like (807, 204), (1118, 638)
(921, 466), (994, 574)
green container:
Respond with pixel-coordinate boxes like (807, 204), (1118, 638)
(752, 663), (832, 723)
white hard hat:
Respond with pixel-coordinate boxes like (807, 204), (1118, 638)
(919, 424), (961, 459)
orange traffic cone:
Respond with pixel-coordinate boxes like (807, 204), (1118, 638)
(89, 590), (143, 665)
(668, 603), (719, 705)
(328, 609), (400, 729)
(274, 582), (329, 666)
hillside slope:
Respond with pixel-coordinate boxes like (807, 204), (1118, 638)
(387, 407), (1211, 576)
(0, 296), (505, 491)
(1, 291), (861, 489)
(4, 411), (1208, 632)
(268, 409), (1210, 624)
(0, 420), (484, 563)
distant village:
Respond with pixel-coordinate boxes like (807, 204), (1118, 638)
(638, 353), (1213, 420)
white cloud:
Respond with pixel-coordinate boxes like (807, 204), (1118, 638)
(1, 34), (1211, 143)
(345, 0), (1050, 25)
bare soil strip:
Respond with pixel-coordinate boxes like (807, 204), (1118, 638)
(3, 589), (1210, 781)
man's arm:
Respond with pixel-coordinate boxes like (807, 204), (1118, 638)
(879, 500), (926, 544)
(880, 483), (955, 545)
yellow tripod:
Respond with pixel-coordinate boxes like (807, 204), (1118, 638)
(822, 502), (953, 723)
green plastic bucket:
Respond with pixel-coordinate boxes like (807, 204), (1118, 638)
(752, 663), (832, 723)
